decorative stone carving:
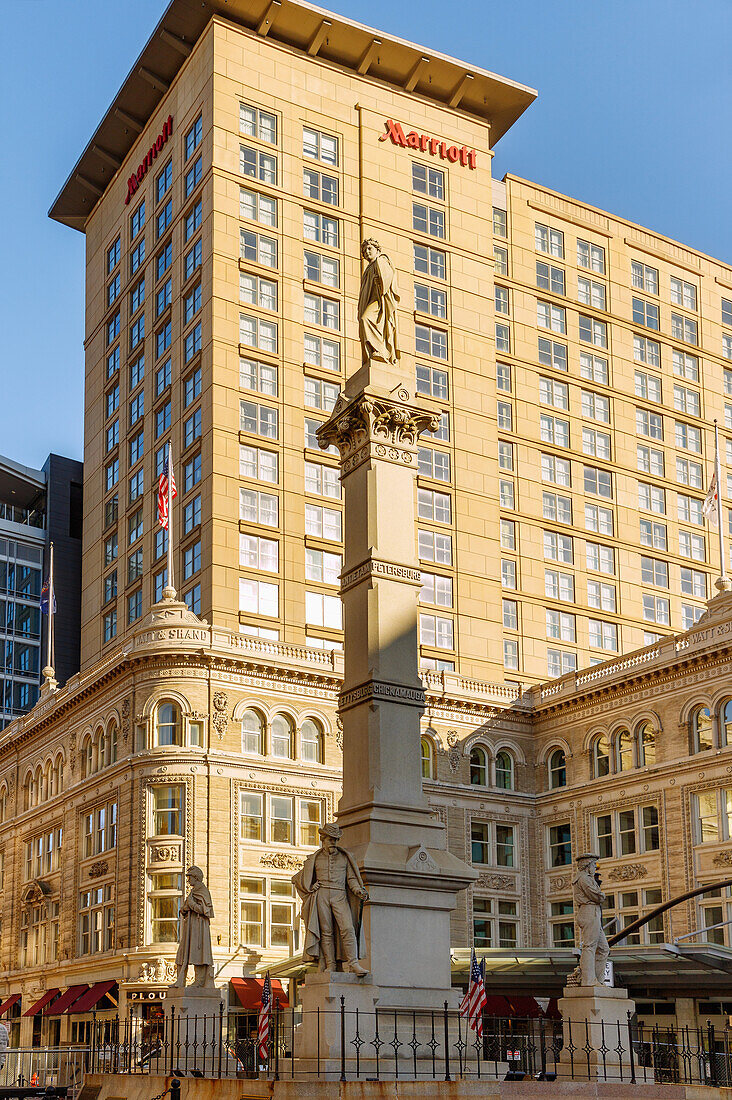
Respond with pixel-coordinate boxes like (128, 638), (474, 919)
(150, 844), (182, 864)
(713, 851), (732, 867)
(88, 860), (109, 879)
(121, 698), (131, 744)
(317, 394), (440, 462)
(292, 822), (369, 976)
(475, 873), (515, 890)
(606, 863), (648, 882)
(447, 747), (461, 773)
(548, 875), (572, 893)
(260, 851), (304, 872)
(406, 845), (439, 873)
(335, 717), (343, 752)
(211, 692), (228, 739)
(357, 239), (400, 366)
(137, 957), (177, 984)
(446, 731), (459, 747)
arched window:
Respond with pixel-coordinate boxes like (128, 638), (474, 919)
(420, 737), (433, 779)
(56, 756), (64, 794)
(24, 773), (34, 811)
(470, 746), (488, 786)
(107, 722), (118, 767)
(615, 730), (633, 772)
(241, 710), (264, 754)
(638, 724), (656, 767)
(720, 700), (732, 748)
(271, 715), (293, 758)
(35, 766), (43, 804)
(549, 749), (567, 789)
(691, 706), (713, 753)
(0, 786), (6, 823)
(495, 750), (514, 790)
(156, 702), (182, 747)
(301, 719), (323, 764)
(592, 735), (610, 778)
(82, 737), (93, 779)
(97, 729), (106, 771)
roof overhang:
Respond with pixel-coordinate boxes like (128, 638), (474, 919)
(0, 454), (45, 511)
(49, 0), (536, 231)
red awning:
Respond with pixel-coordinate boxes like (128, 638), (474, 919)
(23, 990), (60, 1017)
(67, 980), (118, 1015)
(45, 985), (90, 1017)
(483, 995), (512, 1016)
(230, 978), (288, 1011)
(0, 995), (21, 1017)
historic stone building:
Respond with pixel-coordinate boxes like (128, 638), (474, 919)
(1, 0), (730, 1046)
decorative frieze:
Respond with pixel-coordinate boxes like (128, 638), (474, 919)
(88, 860), (109, 879)
(259, 852), (304, 872)
(212, 692), (228, 739)
(606, 864), (648, 882)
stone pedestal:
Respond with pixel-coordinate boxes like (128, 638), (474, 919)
(558, 985), (636, 1077)
(165, 986), (224, 1073)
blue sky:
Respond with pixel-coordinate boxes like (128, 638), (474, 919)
(2, 0), (729, 469)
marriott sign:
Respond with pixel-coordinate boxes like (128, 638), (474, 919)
(379, 119), (477, 169)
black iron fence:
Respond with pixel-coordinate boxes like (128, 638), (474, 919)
(88, 1002), (732, 1085)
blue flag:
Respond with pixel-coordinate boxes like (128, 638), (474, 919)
(40, 577), (56, 616)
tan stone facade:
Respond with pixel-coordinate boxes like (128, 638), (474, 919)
(17, 0), (732, 1044)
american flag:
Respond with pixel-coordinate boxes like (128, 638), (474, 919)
(459, 949), (487, 1037)
(157, 447), (177, 530)
(257, 973), (272, 1065)
(703, 468), (719, 530)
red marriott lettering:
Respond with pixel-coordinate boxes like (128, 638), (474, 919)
(125, 115), (174, 205)
(379, 119), (477, 169)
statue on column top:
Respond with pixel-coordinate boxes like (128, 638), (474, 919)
(292, 822), (369, 977)
(572, 853), (610, 987)
(174, 865), (215, 988)
(358, 239), (400, 366)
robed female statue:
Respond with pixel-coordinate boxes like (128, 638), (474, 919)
(357, 239), (400, 366)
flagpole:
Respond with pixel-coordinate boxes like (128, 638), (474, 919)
(47, 541), (54, 672)
(167, 441), (175, 597)
(714, 420), (729, 590)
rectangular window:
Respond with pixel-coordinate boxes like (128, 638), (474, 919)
(156, 198), (172, 240)
(419, 529), (453, 565)
(418, 446), (451, 482)
(130, 239), (145, 276)
(587, 579), (616, 612)
(633, 297), (659, 330)
(543, 531), (573, 564)
(539, 338), (568, 372)
(546, 608), (576, 642)
(535, 223), (564, 258)
(584, 466), (613, 499)
(183, 495), (202, 534)
(156, 240), (172, 280)
(632, 261), (658, 294)
(304, 293), (340, 331)
(155, 359), (171, 397)
(536, 261), (565, 295)
(577, 239), (605, 273)
(580, 351), (609, 385)
(304, 461), (339, 499)
(413, 202), (445, 239)
(635, 370), (661, 403)
(240, 103), (277, 143)
(107, 236), (120, 274)
(541, 454), (571, 486)
(155, 401), (171, 439)
(502, 598), (518, 630)
(412, 161), (444, 199)
(239, 577), (279, 617)
(670, 276), (697, 311)
(304, 377), (340, 413)
(303, 167), (338, 205)
(585, 503), (613, 536)
(586, 542), (615, 574)
(545, 569), (574, 601)
(156, 159), (172, 202)
(304, 503), (341, 541)
(184, 239), (203, 281)
(543, 492), (572, 524)
(672, 312), (698, 345)
(418, 489), (451, 524)
(675, 421), (702, 453)
(549, 823), (572, 867)
(156, 279), (171, 317)
(588, 618), (618, 650)
(415, 283), (448, 319)
(305, 590), (342, 628)
(494, 246), (508, 277)
(578, 276), (606, 310)
(640, 518), (667, 550)
(579, 314), (607, 347)
(537, 300), (566, 334)
(636, 408), (663, 440)
(240, 487), (278, 527)
(305, 547), (341, 584)
(239, 400), (278, 439)
(419, 613), (454, 649)
(582, 428), (611, 460)
(240, 314), (278, 354)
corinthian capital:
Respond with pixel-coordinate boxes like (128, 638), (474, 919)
(316, 392), (441, 460)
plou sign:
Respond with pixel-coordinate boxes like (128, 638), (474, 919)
(379, 119), (477, 169)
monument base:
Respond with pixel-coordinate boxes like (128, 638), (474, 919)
(164, 985), (225, 1075)
(558, 984), (636, 1077)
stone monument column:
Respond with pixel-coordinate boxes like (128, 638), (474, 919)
(313, 240), (476, 1009)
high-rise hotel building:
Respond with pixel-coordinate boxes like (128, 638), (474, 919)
(0, 0), (724, 1044)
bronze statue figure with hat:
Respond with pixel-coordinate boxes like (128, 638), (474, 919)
(292, 822), (369, 977)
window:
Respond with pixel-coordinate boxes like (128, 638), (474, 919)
(585, 503), (613, 536)
(240, 356), (277, 396)
(633, 297), (659, 330)
(672, 312), (698, 345)
(183, 495), (202, 535)
(579, 314), (607, 347)
(240, 142), (277, 184)
(130, 239), (145, 276)
(184, 324), (202, 365)
(240, 313), (277, 353)
(304, 503), (341, 541)
(682, 603), (704, 630)
(240, 187), (277, 228)
(541, 454), (571, 486)
(588, 618), (618, 650)
(640, 519), (667, 551)
(637, 444), (664, 477)
(131, 199), (145, 239)
(536, 261), (565, 295)
(496, 823), (514, 865)
(642, 593), (670, 625)
(546, 609), (576, 642)
(583, 428), (611, 460)
(580, 351), (609, 385)
(415, 323), (448, 360)
(184, 239), (203, 281)
(418, 488), (451, 524)
(129, 468), (144, 504)
(240, 488), (278, 527)
(412, 161), (444, 198)
(303, 167), (338, 205)
(103, 610), (117, 642)
(679, 530), (705, 560)
(549, 823), (572, 867)
(501, 560), (516, 588)
(578, 277), (606, 310)
(543, 492), (572, 524)
(494, 246), (508, 276)
(632, 261), (658, 294)
(641, 556), (669, 587)
(674, 385), (700, 417)
(79, 884), (114, 956)
(304, 210), (339, 248)
(304, 293), (340, 331)
(107, 346), (120, 380)
(677, 494), (703, 526)
(492, 207), (507, 237)
(680, 568), (706, 599)
(305, 461), (340, 499)
(543, 531), (573, 563)
(540, 414), (569, 447)
(419, 529), (453, 565)
(413, 202), (445, 238)
(547, 648), (576, 678)
(418, 446), (451, 482)
(577, 239), (605, 273)
(240, 228), (278, 269)
(549, 749), (567, 789)
(670, 277), (697, 311)
(584, 466), (612, 499)
(581, 391), (610, 423)
(545, 569), (574, 601)
(497, 402), (513, 432)
(538, 338), (568, 372)
(240, 103), (277, 143)
(537, 300), (566, 334)
(107, 236), (121, 274)
(471, 822), (490, 865)
(415, 282), (448, 319)
(240, 444), (278, 484)
(239, 577), (278, 617)
(420, 572), (453, 608)
(635, 408), (663, 440)
(535, 223), (563, 258)
(105, 459), (119, 492)
(502, 598), (518, 630)
(303, 249), (340, 289)
(305, 590), (342, 629)
(691, 707), (713, 753)
(240, 400), (278, 439)
(82, 800), (118, 858)
(107, 311), (120, 346)
(550, 901), (574, 948)
(494, 285), (509, 315)
(305, 548), (341, 584)
(419, 613), (454, 649)
(676, 457), (703, 489)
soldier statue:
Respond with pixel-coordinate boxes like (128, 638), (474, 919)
(292, 823), (369, 976)
(175, 865), (215, 988)
(573, 853), (610, 987)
